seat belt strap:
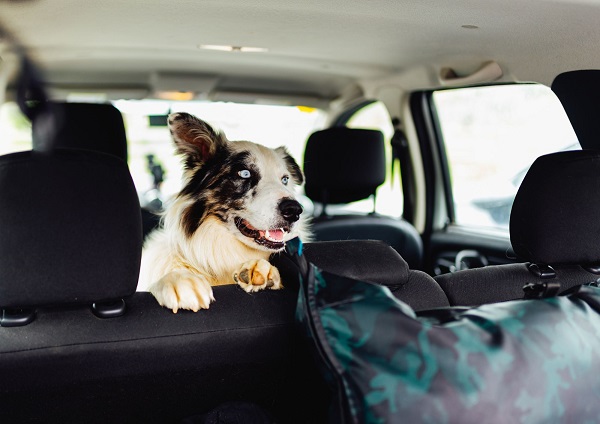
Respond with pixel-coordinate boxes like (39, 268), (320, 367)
(391, 118), (415, 222)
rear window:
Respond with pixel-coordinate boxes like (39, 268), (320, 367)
(113, 100), (327, 210)
(0, 100), (327, 212)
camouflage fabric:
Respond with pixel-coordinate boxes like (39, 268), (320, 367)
(289, 239), (600, 424)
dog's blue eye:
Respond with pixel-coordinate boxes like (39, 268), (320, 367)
(282, 176), (289, 185)
(238, 170), (251, 179)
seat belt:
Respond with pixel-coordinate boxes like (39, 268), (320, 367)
(391, 117), (415, 223)
(16, 56), (64, 152)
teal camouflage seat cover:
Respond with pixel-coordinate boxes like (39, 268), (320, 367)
(289, 239), (600, 423)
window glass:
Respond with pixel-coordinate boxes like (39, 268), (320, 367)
(433, 84), (579, 233)
(0, 100), (327, 213)
(0, 102), (31, 155)
(341, 101), (403, 217)
(113, 100), (327, 211)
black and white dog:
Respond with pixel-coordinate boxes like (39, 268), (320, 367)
(139, 112), (309, 312)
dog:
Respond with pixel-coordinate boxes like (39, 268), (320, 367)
(138, 112), (309, 313)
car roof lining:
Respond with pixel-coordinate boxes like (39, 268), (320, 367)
(3, 0), (600, 104)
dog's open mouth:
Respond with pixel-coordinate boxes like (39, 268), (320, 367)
(234, 217), (289, 250)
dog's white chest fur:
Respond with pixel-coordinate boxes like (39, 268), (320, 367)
(139, 216), (271, 289)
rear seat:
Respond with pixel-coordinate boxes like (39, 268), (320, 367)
(0, 146), (329, 423)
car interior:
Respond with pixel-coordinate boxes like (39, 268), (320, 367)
(2, 0), (600, 422)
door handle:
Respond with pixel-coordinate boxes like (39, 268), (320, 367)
(455, 249), (489, 271)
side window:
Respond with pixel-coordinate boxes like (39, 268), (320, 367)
(432, 84), (579, 233)
(342, 101), (403, 216)
(0, 102), (32, 155)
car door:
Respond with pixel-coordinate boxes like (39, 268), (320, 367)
(410, 84), (580, 276)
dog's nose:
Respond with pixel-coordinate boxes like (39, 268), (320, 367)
(279, 198), (303, 223)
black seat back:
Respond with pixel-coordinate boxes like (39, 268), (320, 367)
(303, 127), (423, 269)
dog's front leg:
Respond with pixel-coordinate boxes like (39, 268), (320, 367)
(233, 259), (282, 293)
(148, 270), (215, 313)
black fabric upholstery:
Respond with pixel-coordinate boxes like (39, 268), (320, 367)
(436, 263), (599, 307)
(279, 240), (449, 311)
(551, 70), (600, 150)
(303, 240), (409, 285)
(392, 269), (450, 311)
(0, 149), (142, 308)
(304, 127), (385, 204)
(510, 150), (600, 265)
(0, 289), (328, 424)
(302, 127), (424, 269)
(32, 102), (128, 160)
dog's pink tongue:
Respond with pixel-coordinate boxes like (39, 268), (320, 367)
(265, 229), (285, 241)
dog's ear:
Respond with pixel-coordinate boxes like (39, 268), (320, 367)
(276, 146), (304, 185)
(168, 112), (227, 167)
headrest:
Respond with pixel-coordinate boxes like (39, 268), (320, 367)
(303, 127), (385, 204)
(551, 70), (600, 150)
(510, 150), (600, 265)
(0, 149), (142, 309)
(32, 102), (128, 160)
(303, 240), (409, 287)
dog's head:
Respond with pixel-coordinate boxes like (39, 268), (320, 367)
(167, 112), (306, 252)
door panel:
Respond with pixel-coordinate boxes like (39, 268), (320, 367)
(428, 228), (516, 276)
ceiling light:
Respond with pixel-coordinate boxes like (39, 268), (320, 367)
(199, 44), (268, 53)
(155, 91), (195, 101)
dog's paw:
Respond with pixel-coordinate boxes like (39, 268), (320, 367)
(233, 259), (282, 293)
(148, 271), (215, 313)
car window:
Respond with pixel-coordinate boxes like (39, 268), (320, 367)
(0, 100), (327, 212)
(432, 84), (579, 234)
(0, 102), (31, 155)
(339, 100), (403, 217)
(113, 100), (327, 210)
